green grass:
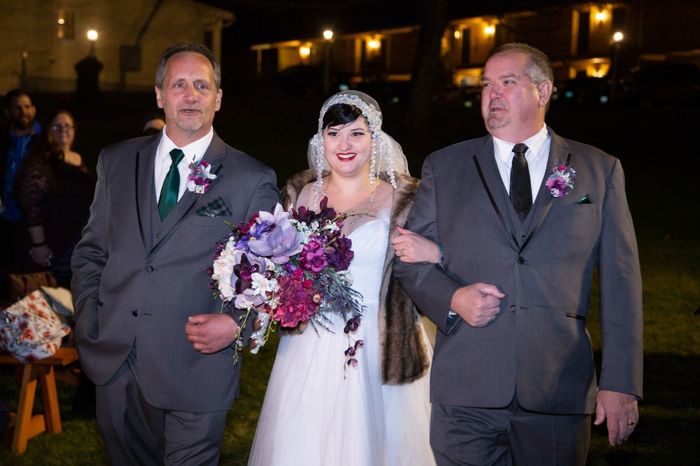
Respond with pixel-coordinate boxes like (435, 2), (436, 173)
(2, 233), (697, 465)
(1, 91), (698, 464)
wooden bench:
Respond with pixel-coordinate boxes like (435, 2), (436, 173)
(0, 347), (79, 455)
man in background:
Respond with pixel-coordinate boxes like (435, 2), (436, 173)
(1, 89), (41, 297)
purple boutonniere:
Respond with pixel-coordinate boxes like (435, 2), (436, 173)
(187, 160), (217, 194)
(546, 164), (576, 198)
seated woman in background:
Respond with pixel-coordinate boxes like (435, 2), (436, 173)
(14, 110), (94, 278)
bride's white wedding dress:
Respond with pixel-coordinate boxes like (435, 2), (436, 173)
(248, 210), (435, 466)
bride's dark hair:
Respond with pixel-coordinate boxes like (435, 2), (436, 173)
(322, 104), (364, 130)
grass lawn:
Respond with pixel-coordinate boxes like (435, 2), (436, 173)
(1, 89), (698, 464)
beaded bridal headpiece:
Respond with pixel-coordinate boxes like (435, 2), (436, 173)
(307, 90), (409, 196)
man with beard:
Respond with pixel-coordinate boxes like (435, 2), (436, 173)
(1, 89), (41, 280)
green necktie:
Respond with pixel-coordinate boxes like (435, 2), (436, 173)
(158, 148), (185, 220)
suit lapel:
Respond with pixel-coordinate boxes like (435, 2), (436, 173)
(472, 136), (520, 249)
(135, 138), (160, 252)
(151, 134), (227, 252)
(521, 129), (570, 250)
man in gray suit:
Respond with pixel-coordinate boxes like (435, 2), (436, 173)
(71, 43), (278, 465)
(394, 43), (642, 465)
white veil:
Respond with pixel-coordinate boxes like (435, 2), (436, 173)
(307, 90), (410, 194)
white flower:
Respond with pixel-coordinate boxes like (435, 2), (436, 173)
(201, 164), (217, 180)
(251, 273), (277, 295)
(322, 221), (339, 233)
(211, 237), (237, 301)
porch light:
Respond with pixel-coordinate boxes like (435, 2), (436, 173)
(484, 24), (495, 36)
(367, 38), (381, 51)
(299, 45), (311, 59)
(454, 29), (462, 39)
(323, 29), (334, 41)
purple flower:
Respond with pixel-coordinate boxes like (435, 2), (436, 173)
(247, 204), (303, 263)
(326, 236), (354, 271)
(546, 164), (576, 198)
(300, 238), (328, 272)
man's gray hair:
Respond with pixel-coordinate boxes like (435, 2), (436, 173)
(489, 42), (553, 85)
(155, 43), (221, 89)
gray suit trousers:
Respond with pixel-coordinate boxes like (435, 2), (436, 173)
(430, 400), (591, 466)
(96, 350), (228, 466)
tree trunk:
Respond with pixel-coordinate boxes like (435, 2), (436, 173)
(404, 0), (449, 132)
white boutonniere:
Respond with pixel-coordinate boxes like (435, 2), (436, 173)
(187, 160), (217, 194)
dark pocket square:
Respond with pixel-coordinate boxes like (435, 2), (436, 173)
(196, 197), (232, 217)
(575, 194), (592, 204)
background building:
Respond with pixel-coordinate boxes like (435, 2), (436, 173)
(0, 0), (234, 94)
(250, 0), (700, 90)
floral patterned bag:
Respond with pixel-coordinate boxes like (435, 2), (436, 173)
(0, 290), (71, 363)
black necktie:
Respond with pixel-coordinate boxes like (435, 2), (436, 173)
(510, 143), (531, 222)
(158, 148), (185, 220)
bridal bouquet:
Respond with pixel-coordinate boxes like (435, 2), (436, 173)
(210, 198), (364, 364)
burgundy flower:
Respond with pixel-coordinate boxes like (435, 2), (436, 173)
(233, 254), (259, 294)
(273, 272), (320, 328)
(344, 316), (361, 334)
(294, 196), (338, 224)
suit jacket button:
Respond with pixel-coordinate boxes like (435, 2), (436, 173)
(146, 266), (154, 272)
(132, 310), (138, 317)
(518, 256), (525, 264)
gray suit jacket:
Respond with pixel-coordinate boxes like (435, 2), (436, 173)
(394, 128), (643, 414)
(71, 133), (279, 412)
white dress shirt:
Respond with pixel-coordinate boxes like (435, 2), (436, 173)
(154, 127), (214, 202)
(492, 125), (551, 203)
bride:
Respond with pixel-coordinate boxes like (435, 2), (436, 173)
(248, 91), (440, 466)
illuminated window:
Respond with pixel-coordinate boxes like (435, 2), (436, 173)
(57, 10), (75, 40)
